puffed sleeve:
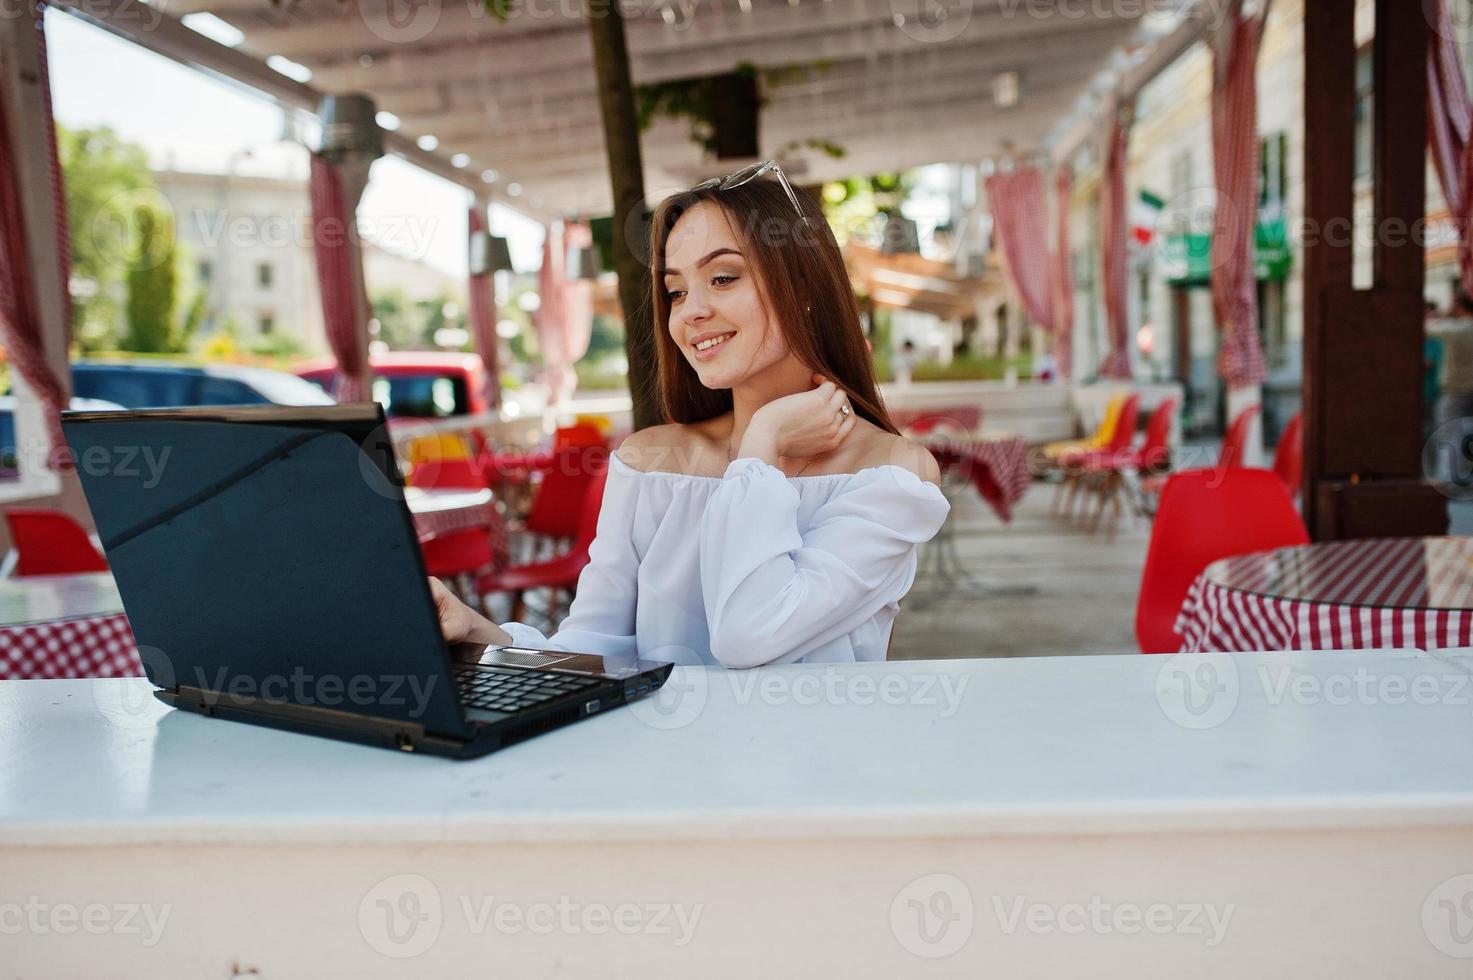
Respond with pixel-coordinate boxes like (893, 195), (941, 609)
(699, 458), (950, 668)
(495, 460), (642, 658)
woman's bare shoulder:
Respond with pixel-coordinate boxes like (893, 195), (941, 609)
(615, 419), (727, 477)
(859, 430), (942, 487)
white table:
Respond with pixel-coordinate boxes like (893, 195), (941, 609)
(3, 650), (1473, 976)
(0, 572), (123, 626)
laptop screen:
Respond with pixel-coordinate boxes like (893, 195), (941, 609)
(62, 405), (471, 739)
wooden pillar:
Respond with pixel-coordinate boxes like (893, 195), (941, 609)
(587, 0), (659, 432)
(1301, 0), (1447, 539)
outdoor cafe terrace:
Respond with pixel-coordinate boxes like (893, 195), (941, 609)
(2, 0), (1472, 974)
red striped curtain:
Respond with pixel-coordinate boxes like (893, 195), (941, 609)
(563, 221), (594, 370)
(308, 155), (370, 403)
(1054, 167), (1075, 380)
(1097, 116), (1134, 380)
(535, 222), (568, 406)
(1429, 0), (1473, 297)
(986, 167), (1057, 334)
(467, 205), (501, 411)
(535, 221), (595, 407)
(1211, 0), (1270, 390)
(0, 6), (72, 470)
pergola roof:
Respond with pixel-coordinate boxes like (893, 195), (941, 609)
(145, 0), (1162, 216)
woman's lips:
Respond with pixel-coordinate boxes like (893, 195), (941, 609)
(692, 333), (735, 361)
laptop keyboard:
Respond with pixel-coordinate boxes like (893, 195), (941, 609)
(454, 665), (604, 714)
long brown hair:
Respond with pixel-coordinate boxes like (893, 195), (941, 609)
(645, 178), (897, 436)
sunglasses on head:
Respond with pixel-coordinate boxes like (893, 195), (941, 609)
(693, 159), (812, 229)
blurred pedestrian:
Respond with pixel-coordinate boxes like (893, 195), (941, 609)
(892, 339), (917, 387)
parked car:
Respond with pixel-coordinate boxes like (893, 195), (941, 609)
(71, 361), (337, 409)
(0, 395), (124, 478)
(296, 352), (491, 419)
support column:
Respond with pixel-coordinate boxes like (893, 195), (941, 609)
(1301, 0), (1446, 539)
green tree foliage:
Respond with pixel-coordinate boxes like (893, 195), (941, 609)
(122, 205), (181, 353)
(369, 289), (469, 350)
(370, 288), (417, 349)
(58, 125), (156, 351)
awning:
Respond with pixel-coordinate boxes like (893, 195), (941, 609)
(62, 0), (1161, 216)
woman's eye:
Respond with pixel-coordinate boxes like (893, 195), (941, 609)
(667, 290), (685, 302)
(712, 275), (737, 286)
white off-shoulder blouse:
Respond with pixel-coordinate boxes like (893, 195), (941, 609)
(496, 452), (951, 668)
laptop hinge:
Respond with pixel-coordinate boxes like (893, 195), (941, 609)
(173, 684), (437, 750)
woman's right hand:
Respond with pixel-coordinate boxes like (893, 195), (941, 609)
(429, 577), (513, 650)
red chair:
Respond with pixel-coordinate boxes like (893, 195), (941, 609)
(1078, 397), (1178, 531)
(407, 456), (490, 490)
(553, 423), (609, 451)
(475, 460), (609, 625)
(1140, 402), (1263, 511)
(1056, 392), (1140, 520)
(419, 526), (498, 604)
(1272, 411), (1303, 499)
(4, 509), (110, 577)
(1219, 403), (1261, 470)
(517, 444), (609, 561)
(420, 527), (497, 580)
(1135, 468), (1309, 654)
(484, 425), (609, 519)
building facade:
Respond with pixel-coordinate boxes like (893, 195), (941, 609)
(1063, 0), (1471, 443)
(153, 168), (465, 353)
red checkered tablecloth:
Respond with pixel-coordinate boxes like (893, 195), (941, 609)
(410, 496), (497, 541)
(929, 437), (1032, 523)
(1176, 536), (1473, 652)
(0, 612), (141, 679)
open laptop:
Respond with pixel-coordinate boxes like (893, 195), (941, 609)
(61, 403), (672, 759)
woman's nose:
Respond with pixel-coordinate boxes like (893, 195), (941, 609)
(682, 293), (712, 323)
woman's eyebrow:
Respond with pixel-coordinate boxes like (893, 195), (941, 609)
(661, 248), (743, 277)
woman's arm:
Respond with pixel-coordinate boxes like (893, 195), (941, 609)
(699, 458), (948, 668)
(437, 452), (645, 659)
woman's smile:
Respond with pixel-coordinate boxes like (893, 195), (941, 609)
(692, 332), (737, 360)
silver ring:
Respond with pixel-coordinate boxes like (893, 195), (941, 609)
(839, 404), (851, 419)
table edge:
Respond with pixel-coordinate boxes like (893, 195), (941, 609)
(6, 795), (1473, 848)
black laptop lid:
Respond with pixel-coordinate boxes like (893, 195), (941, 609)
(62, 404), (471, 738)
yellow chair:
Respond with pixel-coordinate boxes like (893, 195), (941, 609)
(1043, 392), (1126, 462)
(404, 432), (472, 467)
(573, 414), (613, 437)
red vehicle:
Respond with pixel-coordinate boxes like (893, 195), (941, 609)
(296, 351), (493, 420)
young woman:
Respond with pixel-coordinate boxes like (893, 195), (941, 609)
(433, 163), (949, 668)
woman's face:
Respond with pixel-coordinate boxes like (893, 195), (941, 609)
(662, 201), (790, 390)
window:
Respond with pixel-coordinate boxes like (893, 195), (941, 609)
(257, 262), (274, 289)
(1169, 151), (1192, 200)
(258, 314), (275, 335)
(1354, 46), (1374, 180)
(370, 374), (469, 418)
(1260, 132), (1288, 210)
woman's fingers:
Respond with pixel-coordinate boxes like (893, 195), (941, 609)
(428, 577), (467, 643)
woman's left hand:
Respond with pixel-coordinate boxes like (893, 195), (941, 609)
(742, 374), (858, 463)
